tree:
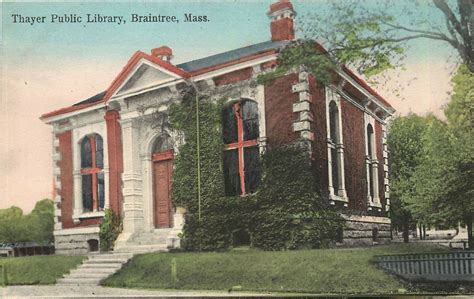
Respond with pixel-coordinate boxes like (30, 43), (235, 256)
(388, 66), (473, 248)
(0, 200), (54, 244)
(0, 206), (27, 243)
(301, 0), (473, 76)
(441, 65), (474, 247)
(29, 199), (54, 244)
(387, 114), (430, 242)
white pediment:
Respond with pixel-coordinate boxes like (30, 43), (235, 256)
(114, 60), (182, 98)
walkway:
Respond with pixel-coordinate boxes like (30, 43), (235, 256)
(2, 285), (269, 297)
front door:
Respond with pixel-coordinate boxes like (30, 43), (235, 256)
(152, 150), (173, 228)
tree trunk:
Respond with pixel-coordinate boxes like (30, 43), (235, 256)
(419, 224), (423, 240)
(423, 225), (426, 240)
(403, 222), (409, 243)
(467, 216), (473, 250)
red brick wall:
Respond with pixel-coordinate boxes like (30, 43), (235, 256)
(270, 18), (295, 41)
(264, 73), (299, 144)
(308, 75), (328, 195)
(340, 101), (367, 211)
(213, 67), (253, 86)
(375, 120), (386, 208)
(105, 110), (124, 216)
(57, 131), (74, 229)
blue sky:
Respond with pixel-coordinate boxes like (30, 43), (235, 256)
(0, 0), (457, 212)
(3, 1), (453, 67)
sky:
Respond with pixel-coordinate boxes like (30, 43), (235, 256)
(0, 1), (457, 212)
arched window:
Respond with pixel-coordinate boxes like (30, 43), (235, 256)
(326, 95), (347, 202)
(222, 100), (261, 196)
(152, 134), (173, 153)
(80, 134), (104, 212)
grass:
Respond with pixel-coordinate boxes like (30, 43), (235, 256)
(0, 255), (85, 285)
(102, 243), (448, 295)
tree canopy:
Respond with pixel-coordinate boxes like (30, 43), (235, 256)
(0, 199), (54, 244)
(300, 0), (473, 76)
(387, 65), (473, 248)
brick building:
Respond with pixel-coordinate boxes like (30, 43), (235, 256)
(41, 0), (395, 254)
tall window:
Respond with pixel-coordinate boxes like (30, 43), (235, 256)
(222, 100), (261, 196)
(366, 123), (379, 206)
(367, 124), (375, 199)
(329, 101), (340, 192)
(80, 134), (104, 212)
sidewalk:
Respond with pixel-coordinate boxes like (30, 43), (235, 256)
(1, 285), (270, 298)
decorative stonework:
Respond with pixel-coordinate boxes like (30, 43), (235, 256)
(52, 130), (63, 231)
(291, 68), (314, 142)
(382, 122), (390, 211)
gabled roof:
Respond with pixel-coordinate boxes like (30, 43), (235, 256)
(103, 51), (191, 102)
(73, 91), (106, 107)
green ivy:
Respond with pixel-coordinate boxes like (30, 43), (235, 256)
(251, 144), (343, 250)
(169, 92), (236, 251)
(169, 91), (342, 251)
(99, 209), (122, 252)
(257, 41), (336, 86)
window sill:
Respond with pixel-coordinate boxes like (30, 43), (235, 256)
(78, 211), (105, 219)
(329, 194), (349, 207)
(367, 200), (382, 211)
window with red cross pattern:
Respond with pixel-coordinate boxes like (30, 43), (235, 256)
(222, 100), (261, 196)
(80, 134), (105, 212)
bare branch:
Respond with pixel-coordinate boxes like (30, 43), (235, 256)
(381, 20), (448, 39)
(330, 34), (458, 54)
(433, 0), (463, 36)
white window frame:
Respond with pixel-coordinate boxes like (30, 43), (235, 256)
(364, 113), (381, 209)
(72, 120), (109, 223)
(325, 87), (348, 205)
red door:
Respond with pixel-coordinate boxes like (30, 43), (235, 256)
(152, 150), (173, 228)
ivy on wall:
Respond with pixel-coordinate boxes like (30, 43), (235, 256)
(251, 144), (343, 250)
(169, 90), (342, 251)
(257, 41), (336, 86)
(169, 92), (236, 251)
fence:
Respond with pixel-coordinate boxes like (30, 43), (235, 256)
(374, 251), (474, 282)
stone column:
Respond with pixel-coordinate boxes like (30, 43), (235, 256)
(120, 118), (144, 234)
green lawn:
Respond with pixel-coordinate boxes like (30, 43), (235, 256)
(0, 255), (85, 285)
(102, 243), (448, 295)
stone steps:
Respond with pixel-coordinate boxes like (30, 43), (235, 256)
(113, 230), (172, 254)
(113, 244), (168, 254)
(56, 253), (133, 286)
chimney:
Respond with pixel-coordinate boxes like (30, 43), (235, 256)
(267, 0), (296, 41)
(151, 46), (173, 62)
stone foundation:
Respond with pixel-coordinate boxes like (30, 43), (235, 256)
(339, 215), (391, 247)
(54, 227), (100, 255)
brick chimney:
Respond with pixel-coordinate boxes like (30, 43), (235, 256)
(267, 0), (296, 41)
(151, 46), (173, 62)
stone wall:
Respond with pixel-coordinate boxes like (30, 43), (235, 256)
(54, 229), (100, 255)
(340, 216), (391, 247)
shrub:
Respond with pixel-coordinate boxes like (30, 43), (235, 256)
(99, 209), (122, 252)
